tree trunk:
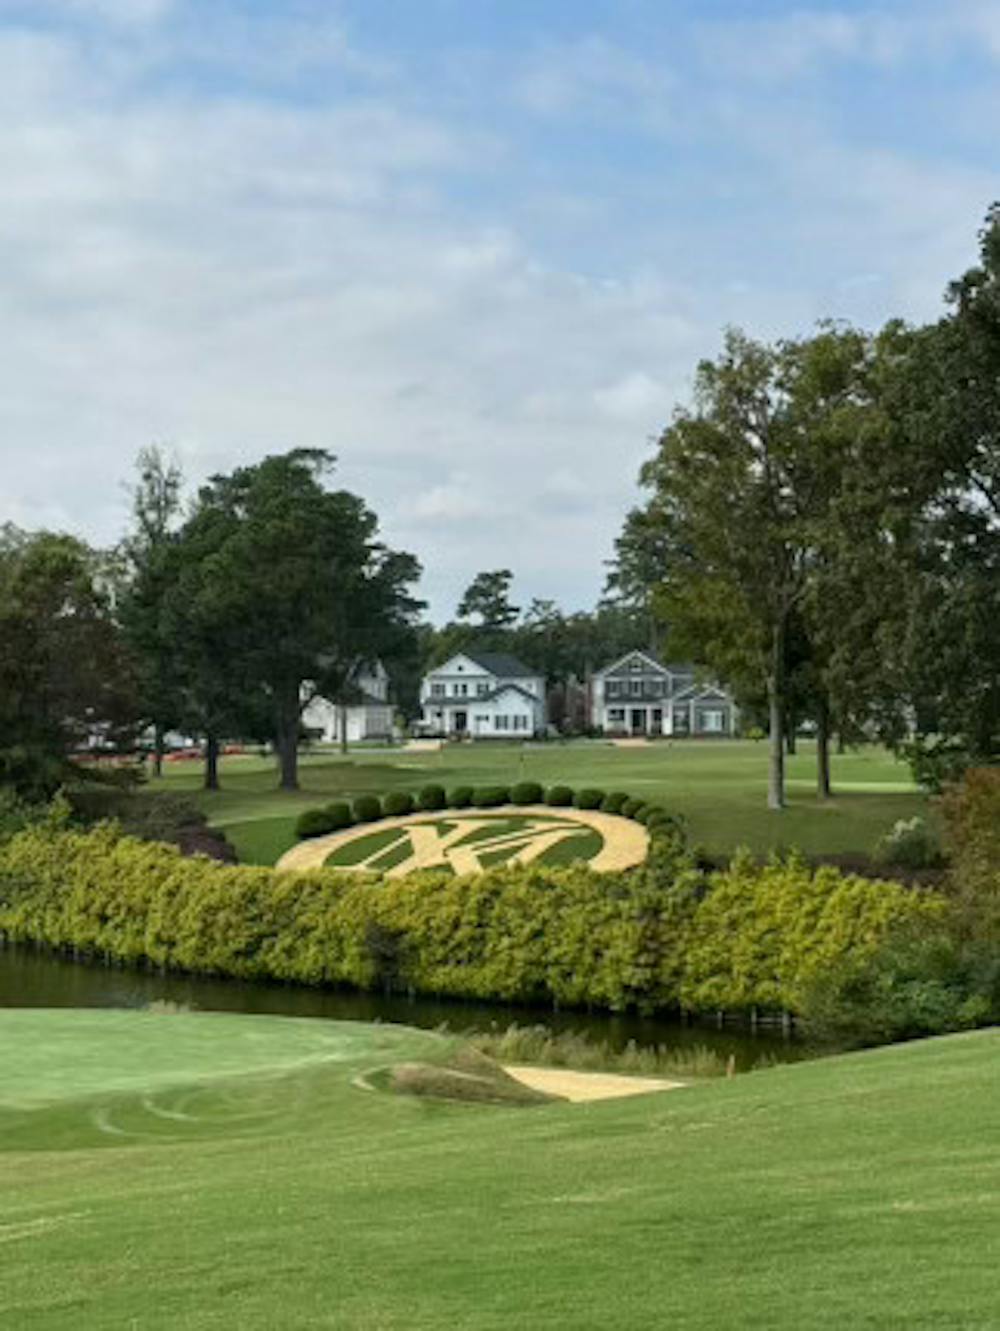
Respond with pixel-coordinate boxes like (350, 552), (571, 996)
(339, 702), (349, 755)
(275, 685), (300, 790)
(785, 726), (797, 756)
(204, 732), (220, 791)
(817, 699), (832, 801)
(153, 721), (164, 779)
(767, 620), (786, 811)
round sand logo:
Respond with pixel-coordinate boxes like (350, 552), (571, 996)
(276, 807), (649, 877)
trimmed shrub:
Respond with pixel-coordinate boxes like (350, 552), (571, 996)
(323, 802), (354, 831)
(636, 804), (668, 826)
(383, 791), (415, 818)
(448, 785), (474, 809)
(352, 795), (383, 824)
(510, 781), (544, 806)
(574, 788), (605, 810)
(0, 826), (947, 1020)
(295, 808), (337, 840)
(545, 784), (574, 807)
(418, 784), (447, 811)
(621, 798), (646, 820)
(601, 792), (630, 814)
(472, 785), (510, 808)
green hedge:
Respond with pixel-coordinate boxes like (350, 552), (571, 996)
(510, 781), (544, 805)
(383, 792), (414, 817)
(418, 785), (446, 811)
(574, 788), (605, 810)
(472, 785), (510, 808)
(545, 785), (574, 807)
(0, 826), (945, 1017)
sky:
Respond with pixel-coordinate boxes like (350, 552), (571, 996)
(1, 0), (997, 621)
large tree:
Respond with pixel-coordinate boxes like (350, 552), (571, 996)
(0, 526), (135, 797)
(456, 569), (520, 630)
(118, 446), (186, 777)
(168, 450), (422, 790)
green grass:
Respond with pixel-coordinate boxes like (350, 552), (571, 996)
(164, 741), (927, 865)
(3, 1008), (999, 1328)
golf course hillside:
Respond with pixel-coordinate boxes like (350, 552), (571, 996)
(3, 1009), (999, 1329)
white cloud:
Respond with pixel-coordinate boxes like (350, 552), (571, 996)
(512, 35), (673, 128)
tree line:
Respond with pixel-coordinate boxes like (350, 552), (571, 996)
(608, 205), (1000, 808)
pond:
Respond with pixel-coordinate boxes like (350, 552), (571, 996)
(0, 943), (809, 1071)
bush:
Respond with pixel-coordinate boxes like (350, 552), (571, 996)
(323, 802), (354, 830)
(574, 788), (605, 810)
(940, 768), (1000, 941)
(601, 792), (630, 814)
(873, 817), (944, 870)
(382, 791), (415, 818)
(510, 781), (544, 805)
(621, 798), (646, 820)
(472, 785), (510, 808)
(545, 785), (574, 807)
(0, 824), (950, 1022)
(295, 808), (338, 840)
(417, 784), (446, 811)
(352, 795), (383, 824)
(448, 786), (474, 809)
(635, 804), (666, 826)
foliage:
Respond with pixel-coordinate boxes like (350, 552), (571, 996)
(352, 795), (382, 824)
(798, 928), (999, 1045)
(417, 784), (446, 811)
(680, 850), (945, 1013)
(872, 817), (944, 870)
(510, 781), (544, 805)
(621, 798), (645, 819)
(448, 785), (474, 808)
(463, 1023), (729, 1079)
(383, 791), (414, 817)
(545, 784), (574, 807)
(67, 788), (235, 861)
(471, 785), (511, 808)
(574, 788), (605, 810)
(455, 569), (520, 630)
(601, 791), (630, 814)
(0, 824), (947, 1022)
(0, 526), (136, 798)
(324, 802), (354, 830)
(940, 767), (1000, 941)
(295, 808), (338, 839)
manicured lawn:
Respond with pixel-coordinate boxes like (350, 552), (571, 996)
(156, 740), (927, 864)
(2, 1008), (998, 1328)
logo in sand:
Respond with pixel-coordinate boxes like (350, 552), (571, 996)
(276, 808), (649, 878)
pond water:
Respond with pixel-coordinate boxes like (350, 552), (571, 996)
(0, 944), (809, 1071)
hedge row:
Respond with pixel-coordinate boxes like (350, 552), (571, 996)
(294, 783), (684, 844)
(0, 825), (944, 1015)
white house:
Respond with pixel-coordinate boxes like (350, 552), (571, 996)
(419, 651), (545, 738)
(302, 661), (394, 744)
(590, 650), (737, 737)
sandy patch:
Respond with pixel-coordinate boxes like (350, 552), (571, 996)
(502, 1065), (683, 1102)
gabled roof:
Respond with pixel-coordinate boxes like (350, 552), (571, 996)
(482, 682), (540, 704)
(597, 649), (670, 678)
(671, 683), (731, 704)
(460, 650), (538, 679)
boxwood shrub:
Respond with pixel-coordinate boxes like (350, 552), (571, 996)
(545, 784), (575, 807)
(418, 784), (447, 811)
(324, 802), (354, 830)
(621, 798), (646, 820)
(510, 781), (544, 805)
(352, 795), (382, 823)
(601, 792), (630, 814)
(472, 785), (510, 808)
(295, 808), (338, 840)
(448, 785), (474, 809)
(383, 791), (415, 818)
(574, 788), (605, 810)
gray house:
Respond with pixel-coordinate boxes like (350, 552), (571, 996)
(590, 650), (737, 737)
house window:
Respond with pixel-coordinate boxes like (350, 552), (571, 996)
(455, 683), (468, 697)
(513, 715), (528, 731)
(608, 708), (625, 723)
(701, 709), (725, 733)
(606, 681), (620, 698)
(476, 682), (489, 697)
(495, 715), (510, 730)
(631, 680), (643, 696)
(430, 683), (445, 698)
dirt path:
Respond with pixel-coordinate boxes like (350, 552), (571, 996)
(503, 1065), (684, 1102)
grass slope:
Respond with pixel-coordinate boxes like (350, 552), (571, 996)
(160, 740), (925, 865)
(2, 1010), (998, 1329)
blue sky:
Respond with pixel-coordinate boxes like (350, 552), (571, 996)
(1, 0), (997, 618)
